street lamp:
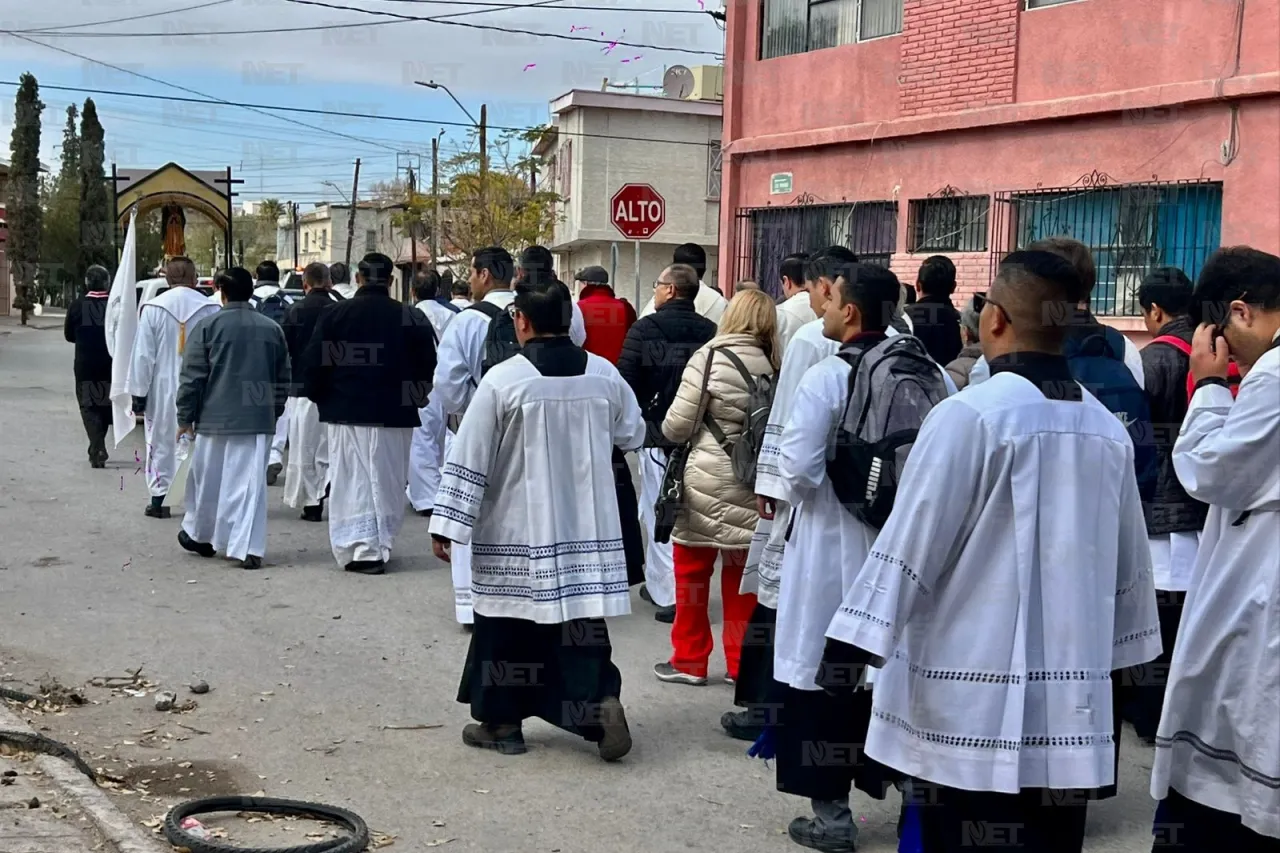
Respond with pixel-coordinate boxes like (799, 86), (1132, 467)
(321, 180), (349, 203)
(415, 79), (487, 187)
(414, 80), (478, 127)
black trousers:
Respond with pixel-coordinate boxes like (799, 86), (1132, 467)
(1123, 589), (1187, 742)
(918, 785), (1088, 853)
(457, 614), (622, 743)
(1153, 789), (1280, 852)
(733, 602), (776, 714)
(612, 448), (645, 587)
(75, 377), (111, 459)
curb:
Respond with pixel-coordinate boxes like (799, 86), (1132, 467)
(0, 702), (168, 853)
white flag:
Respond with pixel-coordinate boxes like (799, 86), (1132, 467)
(108, 211), (139, 447)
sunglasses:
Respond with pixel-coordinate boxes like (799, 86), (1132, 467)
(973, 291), (1013, 325)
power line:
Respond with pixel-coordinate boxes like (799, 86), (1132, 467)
(282, 0), (723, 56)
(0, 81), (721, 149)
(13, 0), (234, 33)
(2, 33), (405, 154)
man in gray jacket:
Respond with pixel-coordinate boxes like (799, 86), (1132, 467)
(176, 267), (291, 570)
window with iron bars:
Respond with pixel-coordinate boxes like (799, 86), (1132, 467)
(990, 179), (1222, 317)
(733, 200), (898, 299)
(707, 141), (722, 199)
(908, 195), (990, 253)
(761, 0), (903, 60)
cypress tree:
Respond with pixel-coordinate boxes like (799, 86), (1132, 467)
(5, 73), (44, 325)
(78, 97), (113, 280)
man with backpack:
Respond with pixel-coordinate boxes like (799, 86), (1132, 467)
(408, 270), (461, 519)
(767, 262), (949, 853)
(252, 260), (295, 485)
(1122, 267), (1210, 742)
(432, 246), (519, 624)
(617, 263), (718, 623)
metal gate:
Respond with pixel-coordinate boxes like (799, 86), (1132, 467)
(990, 173), (1222, 316)
(732, 198), (898, 299)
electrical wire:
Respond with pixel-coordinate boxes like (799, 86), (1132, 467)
(2, 33), (406, 154)
(376, 0), (710, 12)
(0, 81), (721, 149)
(11, 0), (234, 33)
(282, 0), (723, 56)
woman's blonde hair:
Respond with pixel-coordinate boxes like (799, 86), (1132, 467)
(718, 289), (781, 370)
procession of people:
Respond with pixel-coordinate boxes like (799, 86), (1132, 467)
(63, 237), (1280, 853)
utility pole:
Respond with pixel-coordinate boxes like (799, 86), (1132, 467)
(408, 165), (417, 303)
(478, 104), (488, 201)
(529, 159), (537, 194)
(291, 201), (299, 269)
(431, 135), (442, 267)
(344, 158), (361, 268)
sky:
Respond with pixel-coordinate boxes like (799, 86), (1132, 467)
(0, 0), (724, 207)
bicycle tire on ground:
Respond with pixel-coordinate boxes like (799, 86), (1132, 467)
(163, 795), (370, 853)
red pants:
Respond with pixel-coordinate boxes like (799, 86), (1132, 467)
(670, 545), (757, 679)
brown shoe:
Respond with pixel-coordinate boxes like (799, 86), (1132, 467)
(596, 697), (632, 762)
(461, 723), (527, 755)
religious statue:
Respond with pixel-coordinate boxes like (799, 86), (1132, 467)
(162, 204), (187, 259)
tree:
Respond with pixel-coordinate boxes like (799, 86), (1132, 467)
(6, 73), (44, 325)
(40, 104), (81, 306)
(257, 198), (284, 222)
(78, 98), (113, 282)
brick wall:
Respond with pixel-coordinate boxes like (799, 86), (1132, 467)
(899, 0), (1020, 117)
(890, 251), (991, 308)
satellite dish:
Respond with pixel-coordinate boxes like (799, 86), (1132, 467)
(662, 65), (695, 100)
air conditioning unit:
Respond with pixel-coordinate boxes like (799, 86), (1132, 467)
(688, 65), (723, 102)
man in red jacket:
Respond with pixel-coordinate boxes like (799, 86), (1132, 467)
(575, 266), (636, 364)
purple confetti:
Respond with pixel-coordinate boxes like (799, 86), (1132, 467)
(523, 63), (537, 71)
(119, 475), (124, 490)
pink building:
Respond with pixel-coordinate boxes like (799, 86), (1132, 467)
(717, 0), (1280, 341)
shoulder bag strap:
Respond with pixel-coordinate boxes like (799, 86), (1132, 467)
(701, 345), (747, 456)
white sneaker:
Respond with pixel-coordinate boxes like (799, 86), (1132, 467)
(653, 663), (707, 685)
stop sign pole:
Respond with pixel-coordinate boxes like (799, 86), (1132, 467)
(610, 183), (666, 309)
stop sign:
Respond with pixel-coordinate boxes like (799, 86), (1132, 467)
(611, 184), (666, 240)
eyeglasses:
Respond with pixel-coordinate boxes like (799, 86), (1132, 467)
(974, 291), (1013, 325)
(653, 280), (673, 290)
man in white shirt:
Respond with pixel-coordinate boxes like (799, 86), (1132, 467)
(409, 270), (462, 518)
(449, 273), (472, 309)
(1152, 247), (1280, 848)
(329, 261), (357, 301)
(127, 256), (220, 518)
(638, 243), (727, 325)
(432, 247), (517, 625)
(252, 260), (293, 484)
(516, 245), (587, 346)
(824, 249), (1160, 853)
(774, 252), (814, 351)
(430, 277), (645, 761)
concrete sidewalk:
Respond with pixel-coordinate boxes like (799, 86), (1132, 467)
(0, 704), (164, 853)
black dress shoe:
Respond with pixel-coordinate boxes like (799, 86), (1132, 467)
(266, 462), (282, 485)
(654, 605), (675, 624)
(241, 555), (263, 570)
(89, 457), (106, 469)
(417, 508), (433, 519)
(461, 723), (527, 755)
(300, 505), (324, 522)
(144, 504), (172, 519)
(720, 710), (764, 742)
(177, 530), (216, 558)
(639, 584), (655, 606)
(344, 560), (386, 575)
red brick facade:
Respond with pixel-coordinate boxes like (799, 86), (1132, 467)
(899, 0), (1020, 116)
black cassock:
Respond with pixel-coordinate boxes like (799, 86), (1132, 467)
(63, 294), (113, 460)
(612, 447), (645, 587)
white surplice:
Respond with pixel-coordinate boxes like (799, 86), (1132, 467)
(431, 289), (516, 620)
(283, 397), (329, 509)
(326, 425), (414, 566)
(429, 351), (646, 624)
(773, 355), (881, 691)
(775, 291), (816, 353)
(637, 447), (676, 607)
(639, 281), (727, 324)
(1149, 531), (1200, 592)
(127, 287), (219, 498)
(182, 434), (270, 561)
(1152, 345), (1280, 839)
(826, 371), (1161, 794)
(749, 319), (839, 609)
(408, 299), (462, 513)
(269, 397), (293, 468)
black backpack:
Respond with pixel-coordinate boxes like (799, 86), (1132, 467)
(255, 290), (291, 325)
(467, 300), (521, 376)
(827, 335), (948, 529)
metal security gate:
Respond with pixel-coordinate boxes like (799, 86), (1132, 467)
(733, 199), (898, 299)
(990, 174), (1222, 316)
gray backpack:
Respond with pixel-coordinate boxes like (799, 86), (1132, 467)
(827, 335), (948, 528)
(702, 347), (775, 490)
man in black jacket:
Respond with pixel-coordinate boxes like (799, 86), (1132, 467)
(1126, 266), (1208, 741)
(905, 255), (963, 365)
(618, 263), (718, 622)
(281, 262), (342, 521)
(64, 265), (114, 468)
(303, 252), (436, 574)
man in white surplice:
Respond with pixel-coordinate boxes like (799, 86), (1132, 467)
(430, 278), (646, 762)
(302, 252), (436, 574)
(770, 262), (945, 853)
(722, 248), (848, 744)
(773, 252), (816, 352)
(432, 247), (518, 624)
(175, 267), (290, 570)
(1151, 247), (1280, 847)
(408, 270), (462, 518)
(823, 250), (1160, 853)
(127, 256), (219, 519)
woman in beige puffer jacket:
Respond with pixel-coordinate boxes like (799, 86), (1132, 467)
(655, 289), (780, 686)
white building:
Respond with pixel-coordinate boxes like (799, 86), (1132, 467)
(275, 201), (407, 273)
(533, 84), (723, 308)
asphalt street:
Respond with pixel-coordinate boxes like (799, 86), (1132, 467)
(0, 317), (1162, 852)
